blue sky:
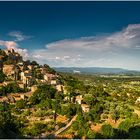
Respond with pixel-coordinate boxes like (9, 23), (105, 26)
(0, 1), (140, 70)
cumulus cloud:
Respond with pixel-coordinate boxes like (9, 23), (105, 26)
(0, 40), (18, 50)
(0, 40), (29, 60)
(8, 31), (32, 42)
(16, 48), (29, 60)
(0, 31), (32, 60)
(31, 24), (140, 70)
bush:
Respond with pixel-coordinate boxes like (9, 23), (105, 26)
(46, 121), (55, 132)
(129, 126), (140, 139)
(118, 119), (133, 133)
(29, 84), (56, 105)
(37, 99), (52, 109)
(57, 122), (66, 128)
(16, 99), (27, 109)
(60, 103), (77, 118)
(22, 110), (31, 117)
(86, 129), (95, 139)
(5, 82), (23, 94)
(0, 70), (5, 83)
(29, 123), (46, 136)
(34, 109), (51, 117)
(101, 124), (114, 138)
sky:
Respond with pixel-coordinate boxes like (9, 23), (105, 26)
(0, 1), (140, 70)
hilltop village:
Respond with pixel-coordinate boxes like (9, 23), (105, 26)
(0, 48), (64, 102)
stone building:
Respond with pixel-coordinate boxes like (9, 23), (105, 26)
(75, 95), (83, 104)
(3, 64), (15, 77)
(81, 104), (90, 112)
(56, 84), (63, 92)
(21, 71), (32, 85)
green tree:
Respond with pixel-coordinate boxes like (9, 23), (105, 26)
(129, 126), (140, 139)
(30, 84), (56, 105)
(0, 103), (22, 138)
(86, 129), (95, 139)
(44, 64), (56, 74)
(0, 70), (5, 83)
(5, 82), (23, 94)
(29, 122), (46, 136)
(118, 119), (133, 133)
(101, 124), (114, 138)
(15, 99), (27, 109)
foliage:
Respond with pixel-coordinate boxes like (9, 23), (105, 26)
(128, 126), (140, 139)
(16, 99), (27, 109)
(86, 129), (96, 139)
(30, 84), (56, 105)
(36, 99), (52, 109)
(60, 103), (77, 117)
(28, 122), (46, 136)
(34, 109), (52, 117)
(44, 64), (56, 74)
(0, 70), (5, 83)
(0, 103), (22, 138)
(118, 119), (133, 133)
(5, 82), (23, 94)
(101, 124), (114, 138)
(36, 73), (44, 79)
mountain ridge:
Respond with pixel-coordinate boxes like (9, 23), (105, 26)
(53, 67), (140, 74)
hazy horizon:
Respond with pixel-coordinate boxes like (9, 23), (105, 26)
(53, 66), (140, 72)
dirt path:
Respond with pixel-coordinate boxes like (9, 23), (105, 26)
(54, 115), (77, 136)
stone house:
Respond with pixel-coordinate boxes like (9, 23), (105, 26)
(75, 95), (83, 104)
(136, 97), (140, 103)
(81, 104), (90, 112)
(3, 64), (15, 77)
(51, 80), (57, 85)
(18, 83), (24, 89)
(27, 65), (34, 70)
(21, 71), (32, 85)
(31, 85), (38, 92)
(56, 84), (63, 92)
(44, 73), (56, 81)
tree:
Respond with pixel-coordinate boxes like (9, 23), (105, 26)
(0, 103), (22, 138)
(118, 119), (133, 133)
(60, 103), (77, 118)
(5, 82), (23, 94)
(129, 126), (140, 139)
(111, 110), (120, 123)
(44, 64), (56, 74)
(15, 99), (27, 109)
(37, 99), (52, 109)
(0, 86), (6, 96)
(86, 129), (95, 139)
(28, 122), (46, 136)
(83, 94), (95, 106)
(0, 70), (5, 83)
(31, 61), (38, 66)
(101, 124), (114, 138)
(30, 84), (56, 105)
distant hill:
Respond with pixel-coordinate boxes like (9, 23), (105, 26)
(54, 67), (140, 75)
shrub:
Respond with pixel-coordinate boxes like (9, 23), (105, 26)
(101, 124), (114, 138)
(118, 119), (133, 133)
(16, 99), (27, 109)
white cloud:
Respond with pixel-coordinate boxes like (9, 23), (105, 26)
(8, 31), (32, 42)
(0, 40), (18, 50)
(0, 40), (29, 60)
(30, 24), (140, 70)
(0, 31), (32, 60)
(17, 48), (29, 60)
